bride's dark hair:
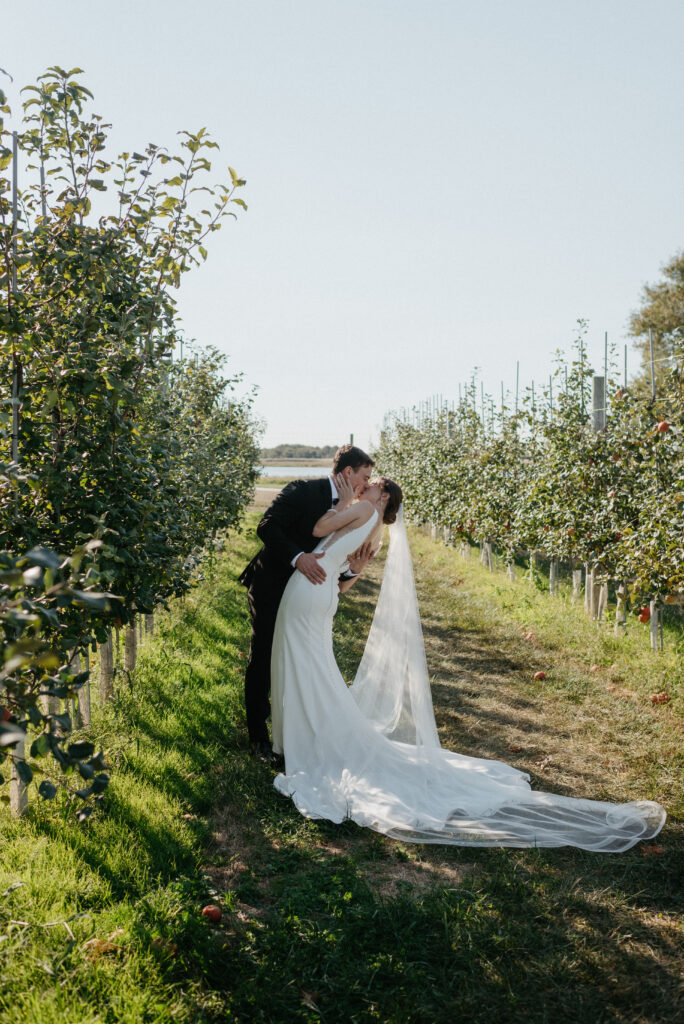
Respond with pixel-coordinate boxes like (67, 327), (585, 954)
(379, 477), (403, 525)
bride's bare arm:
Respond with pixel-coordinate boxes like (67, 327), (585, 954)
(312, 499), (375, 538)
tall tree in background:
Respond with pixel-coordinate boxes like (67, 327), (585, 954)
(629, 250), (684, 383)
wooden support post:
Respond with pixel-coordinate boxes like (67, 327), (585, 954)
(590, 570), (602, 619)
(572, 568), (583, 603)
(507, 559), (515, 582)
(592, 376), (606, 432)
(649, 599), (659, 651)
(145, 613), (154, 635)
(70, 650), (83, 728)
(81, 649), (91, 727)
(549, 558), (558, 595)
(124, 618), (138, 678)
(99, 632), (114, 702)
(584, 562), (592, 613)
(597, 583), (608, 621)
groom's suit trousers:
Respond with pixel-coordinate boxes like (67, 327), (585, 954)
(240, 477), (334, 743)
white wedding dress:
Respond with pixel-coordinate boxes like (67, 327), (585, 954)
(270, 509), (666, 851)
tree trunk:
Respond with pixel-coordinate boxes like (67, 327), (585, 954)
(572, 568), (583, 602)
(145, 613), (154, 635)
(10, 736), (28, 818)
(614, 582), (627, 635)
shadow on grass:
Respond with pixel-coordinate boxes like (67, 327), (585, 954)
(17, 524), (681, 1024)
(202, 757), (683, 1024)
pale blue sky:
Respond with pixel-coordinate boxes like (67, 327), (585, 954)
(5, 1), (684, 448)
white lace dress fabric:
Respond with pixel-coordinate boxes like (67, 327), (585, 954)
(270, 511), (666, 851)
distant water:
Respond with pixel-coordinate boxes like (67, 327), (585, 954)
(259, 464), (331, 478)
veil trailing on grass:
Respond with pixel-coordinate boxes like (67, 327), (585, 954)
(274, 502), (666, 852)
(350, 505), (441, 750)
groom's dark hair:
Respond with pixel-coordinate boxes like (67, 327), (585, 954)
(332, 444), (375, 474)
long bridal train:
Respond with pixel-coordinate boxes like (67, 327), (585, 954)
(270, 508), (665, 852)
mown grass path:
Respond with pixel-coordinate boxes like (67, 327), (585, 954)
(1, 511), (681, 1024)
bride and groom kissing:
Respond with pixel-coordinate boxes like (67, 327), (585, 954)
(239, 444), (388, 761)
(239, 445), (665, 851)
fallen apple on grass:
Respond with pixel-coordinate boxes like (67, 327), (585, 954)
(533, 671), (547, 681)
(201, 904), (222, 923)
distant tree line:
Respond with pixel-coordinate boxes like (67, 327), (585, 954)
(261, 444), (336, 460)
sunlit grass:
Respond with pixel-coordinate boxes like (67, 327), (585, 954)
(0, 513), (681, 1023)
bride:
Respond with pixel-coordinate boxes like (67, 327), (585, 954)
(270, 478), (666, 851)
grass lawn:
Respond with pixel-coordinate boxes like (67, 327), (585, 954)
(0, 511), (681, 1023)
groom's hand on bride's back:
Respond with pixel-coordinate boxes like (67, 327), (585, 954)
(296, 552), (327, 584)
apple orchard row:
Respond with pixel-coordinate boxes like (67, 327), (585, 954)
(375, 363), (684, 626)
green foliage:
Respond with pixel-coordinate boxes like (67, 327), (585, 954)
(0, 541), (112, 812)
(0, 68), (258, 812)
(376, 331), (684, 607)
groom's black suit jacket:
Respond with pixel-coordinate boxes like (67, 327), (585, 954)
(239, 477), (334, 596)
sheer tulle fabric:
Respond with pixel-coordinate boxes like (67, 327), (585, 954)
(350, 506), (441, 750)
(270, 508), (665, 851)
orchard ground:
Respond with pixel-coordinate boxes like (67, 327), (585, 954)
(0, 504), (681, 1024)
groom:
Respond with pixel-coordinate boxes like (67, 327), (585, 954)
(240, 444), (375, 761)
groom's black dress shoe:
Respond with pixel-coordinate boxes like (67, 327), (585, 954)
(249, 740), (284, 769)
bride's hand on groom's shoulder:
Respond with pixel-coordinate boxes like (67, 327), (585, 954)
(333, 473), (355, 510)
